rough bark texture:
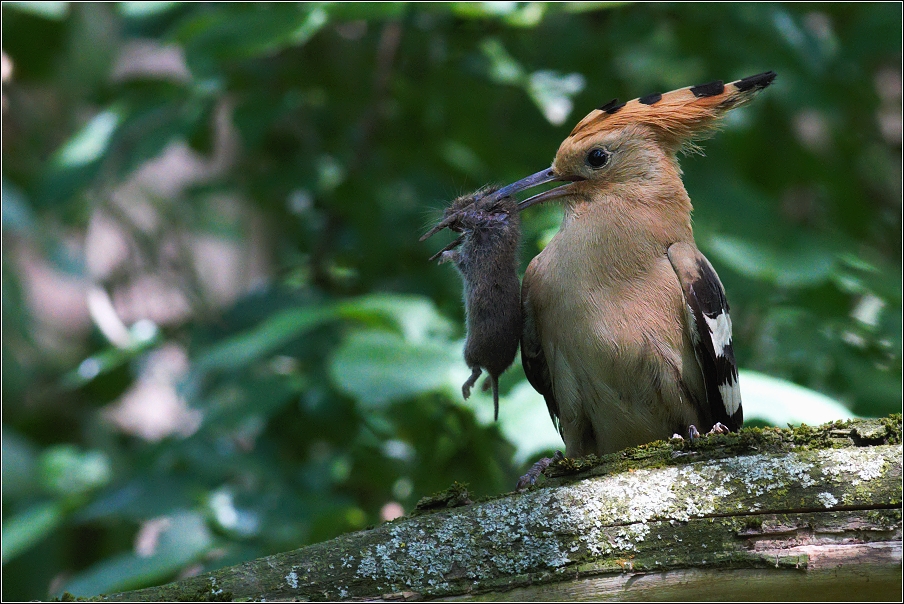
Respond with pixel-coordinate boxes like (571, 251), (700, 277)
(95, 416), (902, 602)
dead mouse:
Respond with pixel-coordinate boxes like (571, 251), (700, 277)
(421, 186), (522, 420)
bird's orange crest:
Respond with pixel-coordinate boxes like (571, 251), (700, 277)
(567, 71), (776, 148)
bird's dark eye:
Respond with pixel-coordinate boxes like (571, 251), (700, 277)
(587, 148), (610, 168)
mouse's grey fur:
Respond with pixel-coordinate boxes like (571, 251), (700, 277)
(433, 186), (522, 421)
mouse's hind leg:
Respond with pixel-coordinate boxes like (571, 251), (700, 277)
(461, 366), (482, 399)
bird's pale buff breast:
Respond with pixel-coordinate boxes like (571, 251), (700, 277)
(526, 231), (705, 456)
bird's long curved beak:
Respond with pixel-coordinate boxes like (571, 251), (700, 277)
(489, 168), (584, 211)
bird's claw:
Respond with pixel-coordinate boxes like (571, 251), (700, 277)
(673, 422), (729, 443)
(708, 422), (730, 435)
(687, 424), (701, 441)
(516, 451), (564, 491)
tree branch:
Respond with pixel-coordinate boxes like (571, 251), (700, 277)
(97, 416), (902, 602)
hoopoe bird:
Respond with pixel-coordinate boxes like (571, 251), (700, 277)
(491, 71), (776, 460)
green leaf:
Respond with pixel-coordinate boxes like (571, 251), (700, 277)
(114, 103), (198, 177)
(62, 324), (160, 389)
(195, 306), (337, 372)
(2, 428), (39, 499)
(739, 370), (857, 427)
(1, 501), (65, 565)
(39, 107), (124, 205)
(60, 512), (213, 597)
(330, 330), (459, 408)
(195, 294), (451, 374)
(336, 294), (454, 344)
(707, 234), (835, 287)
(451, 1), (549, 26)
(836, 354), (902, 418)
(171, 4), (329, 64)
(502, 2), (547, 27)
(558, 2), (633, 13)
(3, 1), (69, 19)
(117, 2), (181, 18)
(39, 446), (112, 499)
(480, 37), (525, 85)
(0, 178), (35, 234)
(527, 70), (585, 126)
(52, 108), (123, 169)
(76, 477), (195, 523)
(479, 39), (585, 125)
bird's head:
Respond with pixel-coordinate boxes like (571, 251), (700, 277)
(489, 71), (776, 210)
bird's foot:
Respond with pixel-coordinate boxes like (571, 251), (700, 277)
(687, 424), (701, 441)
(671, 422), (729, 442)
(671, 425), (702, 442)
(708, 422), (730, 435)
(516, 451), (564, 491)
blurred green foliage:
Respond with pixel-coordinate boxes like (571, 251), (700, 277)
(2, 2), (900, 599)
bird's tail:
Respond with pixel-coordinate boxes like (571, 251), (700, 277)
(568, 71), (777, 151)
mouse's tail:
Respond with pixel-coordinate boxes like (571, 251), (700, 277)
(483, 374), (499, 422)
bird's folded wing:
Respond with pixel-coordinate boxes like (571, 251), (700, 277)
(520, 268), (562, 437)
(667, 242), (743, 431)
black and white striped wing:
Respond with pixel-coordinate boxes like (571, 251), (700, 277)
(668, 242), (743, 431)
